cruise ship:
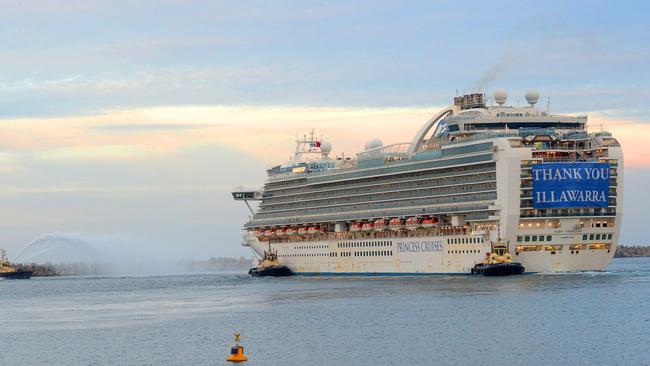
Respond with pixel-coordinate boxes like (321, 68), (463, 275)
(233, 90), (622, 274)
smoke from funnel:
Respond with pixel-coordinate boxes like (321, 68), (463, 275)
(472, 53), (515, 91)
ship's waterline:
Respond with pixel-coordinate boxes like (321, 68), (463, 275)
(234, 91), (622, 274)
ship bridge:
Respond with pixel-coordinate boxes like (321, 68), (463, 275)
(232, 187), (263, 215)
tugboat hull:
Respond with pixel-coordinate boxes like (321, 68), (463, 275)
(0, 270), (33, 279)
(248, 266), (293, 277)
(472, 263), (524, 276)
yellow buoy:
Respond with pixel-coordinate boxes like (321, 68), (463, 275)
(227, 333), (248, 363)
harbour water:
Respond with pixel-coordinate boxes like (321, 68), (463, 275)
(1, 258), (649, 366)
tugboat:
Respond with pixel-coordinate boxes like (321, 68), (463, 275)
(0, 248), (32, 280)
(248, 244), (293, 277)
(472, 240), (525, 276)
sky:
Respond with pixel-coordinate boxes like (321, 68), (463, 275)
(1, 0), (649, 260)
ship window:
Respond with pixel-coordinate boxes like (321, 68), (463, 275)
(608, 234), (613, 240)
(546, 235), (552, 241)
(532, 236), (537, 242)
(517, 236), (522, 242)
(595, 234), (601, 240)
(589, 234), (595, 240)
(524, 236), (530, 242)
(582, 234), (587, 240)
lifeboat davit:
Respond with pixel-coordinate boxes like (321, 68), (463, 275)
(297, 227), (308, 235)
(405, 217), (421, 229)
(374, 219), (387, 231)
(361, 222), (374, 231)
(422, 217), (438, 228)
(350, 223), (363, 232)
(388, 218), (404, 230)
(286, 227), (297, 235)
(307, 226), (321, 235)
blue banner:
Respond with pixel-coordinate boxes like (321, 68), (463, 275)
(532, 162), (610, 209)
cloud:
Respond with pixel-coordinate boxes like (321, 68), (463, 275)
(587, 111), (650, 167)
(92, 123), (211, 132)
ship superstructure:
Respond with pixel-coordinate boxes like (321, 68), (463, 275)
(233, 90), (622, 274)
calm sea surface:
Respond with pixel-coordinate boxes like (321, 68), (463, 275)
(1, 258), (649, 366)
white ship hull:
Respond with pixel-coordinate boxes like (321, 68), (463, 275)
(247, 234), (615, 274)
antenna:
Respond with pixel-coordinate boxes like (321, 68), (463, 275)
(496, 221), (502, 242)
(546, 97), (551, 114)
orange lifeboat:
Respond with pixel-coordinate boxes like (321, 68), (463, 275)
(286, 227), (297, 235)
(255, 229), (265, 237)
(422, 217), (438, 228)
(297, 226), (308, 235)
(361, 222), (374, 231)
(405, 217), (421, 229)
(276, 228), (286, 236)
(374, 219), (387, 232)
(350, 223), (363, 232)
(307, 225), (321, 235)
(388, 218), (404, 230)
(264, 228), (275, 236)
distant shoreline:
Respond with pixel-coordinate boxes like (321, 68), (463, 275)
(615, 245), (650, 258)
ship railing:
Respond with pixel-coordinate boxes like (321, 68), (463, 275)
(534, 157), (604, 163)
(356, 143), (413, 161)
(261, 226), (483, 243)
(436, 131), (519, 147)
(244, 203), (493, 228)
(264, 165), (497, 200)
(519, 212), (616, 218)
(255, 191), (496, 218)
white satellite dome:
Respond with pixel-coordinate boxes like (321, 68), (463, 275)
(525, 90), (540, 106)
(493, 89), (507, 105)
(320, 141), (332, 156)
(365, 139), (383, 150)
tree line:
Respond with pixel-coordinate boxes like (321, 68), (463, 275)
(615, 245), (650, 258)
